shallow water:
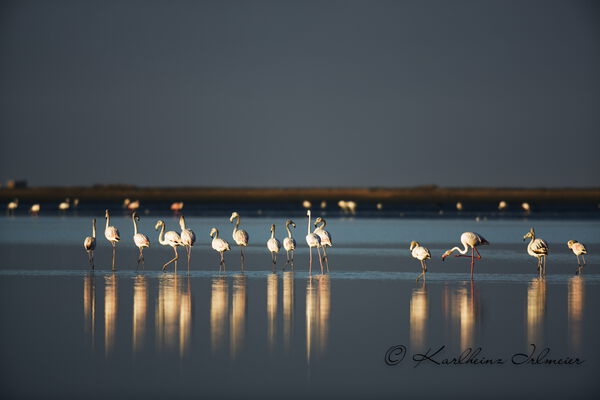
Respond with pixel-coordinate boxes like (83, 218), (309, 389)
(1, 215), (599, 399)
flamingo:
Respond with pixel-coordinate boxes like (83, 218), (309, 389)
(210, 227), (230, 269)
(127, 200), (140, 212)
(58, 198), (70, 212)
(179, 215), (196, 271)
(456, 202), (463, 211)
(229, 212), (249, 265)
(267, 224), (281, 264)
(523, 228), (549, 276)
(567, 240), (587, 273)
(7, 198), (18, 215)
(410, 241), (431, 282)
(347, 201), (357, 214)
(155, 219), (183, 272)
(170, 202), (184, 213)
(498, 200), (507, 210)
(30, 203), (40, 215)
(442, 232), (489, 279)
(521, 202), (531, 213)
(313, 216), (333, 272)
(132, 212), (150, 269)
(305, 210), (323, 275)
(283, 219), (297, 264)
(302, 200), (312, 209)
(83, 218), (96, 269)
(104, 209), (120, 270)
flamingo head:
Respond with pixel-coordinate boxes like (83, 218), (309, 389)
(154, 220), (164, 230)
(270, 224), (275, 233)
(132, 211), (139, 221)
(286, 219), (296, 228)
(306, 209), (311, 217)
(314, 217), (326, 228)
(105, 209), (109, 218)
(567, 240), (577, 249)
(229, 212), (239, 222)
(523, 228), (534, 241)
(210, 227), (218, 238)
(410, 241), (419, 251)
(441, 250), (452, 261)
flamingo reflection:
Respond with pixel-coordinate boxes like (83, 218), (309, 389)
(306, 275), (330, 364)
(442, 281), (480, 350)
(155, 274), (192, 356)
(568, 276), (584, 352)
(104, 273), (118, 356)
(230, 274), (247, 359)
(83, 273), (96, 349)
(527, 277), (547, 345)
(210, 276), (229, 353)
(267, 273), (278, 351)
(409, 283), (428, 350)
(283, 271), (295, 352)
(132, 274), (147, 354)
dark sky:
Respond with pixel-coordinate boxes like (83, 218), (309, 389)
(1, 0), (599, 187)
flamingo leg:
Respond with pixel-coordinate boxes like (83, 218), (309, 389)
(111, 242), (116, 271)
(321, 246), (330, 273)
(543, 255), (547, 276)
(187, 246), (191, 273)
(240, 248), (245, 272)
(140, 248), (145, 270)
(470, 247), (474, 280)
(309, 247), (313, 275)
(474, 247), (482, 259)
(416, 260), (425, 282)
(162, 246), (179, 272)
(136, 248), (142, 270)
(581, 254), (586, 265)
(316, 246), (324, 275)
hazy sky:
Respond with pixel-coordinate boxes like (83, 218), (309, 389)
(1, 0), (599, 187)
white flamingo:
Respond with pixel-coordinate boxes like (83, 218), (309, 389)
(58, 198), (70, 212)
(305, 210), (323, 275)
(229, 212), (249, 264)
(30, 203), (40, 215)
(523, 228), (549, 276)
(155, 219), (183, 272)
(410, 241), (431, 282)
(283, 219), (297, 264)
(267, 224), (281, 264)
(132, 212), (150, 269)
(313, 216), (333, 272)
(7, 198), (18, 215)
(83, 218), (96, 269)
(179, 215), (196, 271)
(567, 240), (587, 273)
(442, 232), (489, 279)
(210, 227), (230, 268)
(104, 209), (120, 270)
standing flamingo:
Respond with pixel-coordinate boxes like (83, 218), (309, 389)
(267, 224), (281, 265)
(313, 216), (333, 272)
(567, 240), (587, 274)
(305, 210), (323, 275)
(83, 218), (96, 269)
(210, 227), (230, 269)
(132, 212), (150, 269)
(283, 219), (297, 264)
(7, 199), (18, 215)
(155, 220), (183, 272)
(410, 241), (431, 282)
(442, 232), (489, 279)
(179, 215), (196, 271)
(30, 203), (40, 215)
(104, 209), (120, 270)
(523, 228), (549, 276)
(229, 212), (249, 266)
(58, 198), (70, 213)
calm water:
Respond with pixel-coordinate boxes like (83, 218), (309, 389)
(1, 215), (599, 399)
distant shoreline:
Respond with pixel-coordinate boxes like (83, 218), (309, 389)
(1, 186), (599, 203)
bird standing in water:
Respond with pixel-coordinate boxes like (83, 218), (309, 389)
(230, 211), (249, 268)
(305, 210), (323, 275)
(283, 219), (297, 264)
(132, 212), (150, 269)
(155, 220), (183, 272)
(523, 228), (549, 276)
(442, 232), (489, 279)
(410, 241), (431, 282)
(210, 227), (231, 270)
(313, 216), (333, 272)
(567, 240), (587, 273)
(83, 218), (97, 269)
(104, 209), (120, 270)
(179, 215), (196, 272)
(267, 224), (281, 265)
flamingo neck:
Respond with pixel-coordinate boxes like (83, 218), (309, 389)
(132, 215), (138, 235)
(450, 244), (469, 255)
(158, 224), (167, 245)
(271, 227), (275, 239)
(233, 217), (240, 234)
(105, 214), (110, 230)
(213, 229), (219, 239)
(307, 213), (311, 235)
(92, 220), (96, 238)
(180, 217), (186, 230)
(286, 223), (292, 238)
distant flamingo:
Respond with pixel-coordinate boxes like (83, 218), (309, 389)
(170, 202), (184, 214)
(313, 216), (332, 272)
(132, 212), (150, 269)
(283, 219), (297, 264)
(58, 198), (70, 213)
(442, 232), (489, 279)
(229, 211), (249, 265)
(410, 241), (431, 282)
(210, 227), (230, 269)
(305, 210), (323, 275)
(104, 209), (120, 270)
(155, 220), (183, 272)
(30, 203), (40, 215)
(7, 199), (18, 215)
(127, 200), (140, 212)
(567, 240), (587, 274)
(179, 215), (196, 271)
(83, 218), (96, 269)
(523, 228), (549, 276)
(267, 224), (281, 264)
(498, 200), (507, 210)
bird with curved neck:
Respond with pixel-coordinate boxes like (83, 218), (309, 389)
(155, 220), (183, 272)
(210, 227), (231, 270)
(83, 218), (96, 269)
(229, 211), (249, 268)
(132, 212), (150, 269)
(283, 219), (297, 265)
(104, 209), (120, 270)
(441, 232), (489, 279)
(523, 228), (549, 276)
(410, 241), (431, 282)
(267, 224), (281, 265)
(305, 210), (323, 275)
(179, 215), (196, 272)
(313, 216), (333, 272)
(567, 240), (587, 274)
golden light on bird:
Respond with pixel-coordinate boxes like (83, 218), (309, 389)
(302, 200), (312, 209)
(347, 200), (357, 214)
(320, 201), (327, 209)
(127, 200), (140, 210)
(30, 203), (40, 215)
(7, 199), (18, 210)
(376, 202), (383, 210)
(455, 201), (463, 211)
(73, 198), (79, 208)
(170, 201), (184, 211)
(521, 202), (531, 212)
(123, 198), (131, 208)
(58, 198), (70, 210)
(498, 200), (507, 210)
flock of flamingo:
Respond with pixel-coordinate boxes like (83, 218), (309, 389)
(81, 208), (589, 280)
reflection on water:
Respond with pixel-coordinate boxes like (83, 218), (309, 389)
(133, 274), (147, 354)
(155, 274), (192, 356)
(527, 277), (546, 345)
(283, 271), (294, 352)
(210, 276), (229, 353)
(306, 275), (330, 364)
(442, 281), (480, 350)
(568, 276), (584, 352)
(409, 284), (428, 350)
(267, 273), (278, 352)
(104, 273), (117, 357)
(230, 274), (247, 359)
(83, 273), (95, 349)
